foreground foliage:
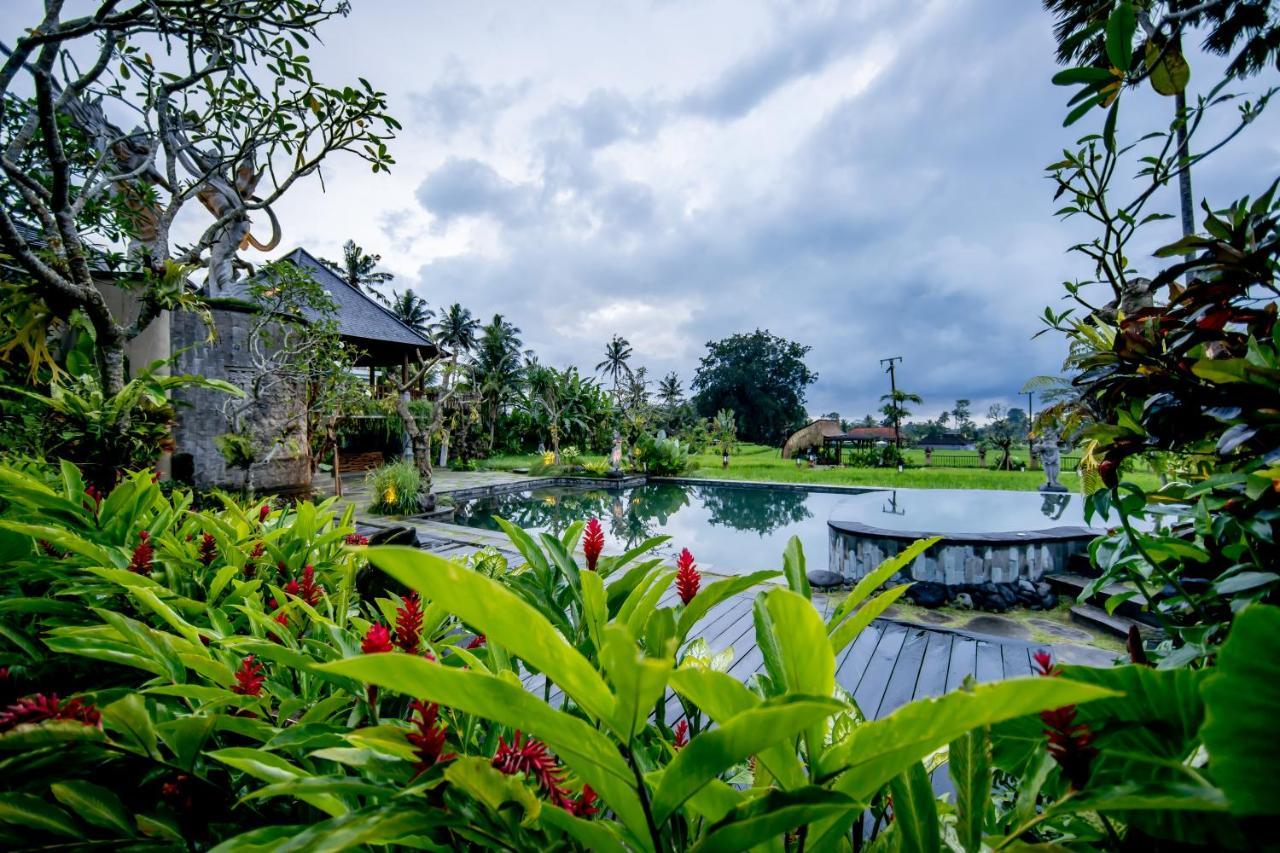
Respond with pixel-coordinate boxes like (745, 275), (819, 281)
(0, 461), (1275, 850)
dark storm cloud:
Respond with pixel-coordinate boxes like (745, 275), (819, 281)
(401, 0), (1279, 421)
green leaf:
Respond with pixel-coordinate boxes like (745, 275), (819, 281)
(675, 570), (778, 644)
(1106, 2), (1137, 71)
(691, 787), (858, 853)
(828, 583), (912, 658)
(809, 677), (1119, 849)
(101, 693), (160, 760)
(0, 793), (80, 838)
(650, 695), (843, 823)
(537, 804), (629, 853)
(782, 535), (810, 598)
(362, 546), (615, 725)
(581, 569), (608, 652)
(668, 666), (807, 789)
(601, 625), (673, 739)
(888, 761), (939, 853)
(1052, 66), (1118, 86)
(444, 756), (542, 825)
(950, 725), (990, 853)
(0, 720), (105, 750)
(763, 588), (835, 767)
(206, 748), (346, 817)
(50, 781), (134, 836)
(157, 715), (217, 771)
(318, 652), (649, 842)
(828, 537), (938, 629)
(1201, 605), (1280, 815)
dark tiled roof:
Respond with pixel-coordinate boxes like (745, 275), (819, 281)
(279, 248), (434, 349)
(840, 427), (897, 441)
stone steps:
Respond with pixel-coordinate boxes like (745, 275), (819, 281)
(1069, 603), (1159, 641)
(1045, 573), (1154, 622)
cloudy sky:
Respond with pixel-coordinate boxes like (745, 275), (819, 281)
(30, 0), (1279, 422)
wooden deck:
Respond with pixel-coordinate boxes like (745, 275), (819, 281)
(354, 519), (1059, 719)
(519, 585), (1041, 722)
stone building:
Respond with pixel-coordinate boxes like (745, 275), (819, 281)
(168, 248), (435, 491)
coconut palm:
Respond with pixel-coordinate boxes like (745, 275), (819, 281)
(319, 239), (395, 292)
(430, 304), (481, 466)
(657, 372), (683, 410)
(595, 334), (633, 396)
(385, 289), (433, 336)
(475, 314), (525, 452)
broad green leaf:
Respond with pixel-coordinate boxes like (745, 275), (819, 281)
(691, 787), (857, 853)
(601, 625), (673, 739)
(363, 546), (615, 725)
(1106, 2), (1137, 71)
(538, 804), (628, 853)
(444, 756), (542, 825)
(828, 537), (938, 630)
(92, 608), (186, 683)
(810, 677), (1119, 850)
(50, 781), (134, 836)
(232, 805), (447, 853)
(626, 570), (675, 640)
(157, 715), (217, 771)
(763, 588), (835, 767)
(101, 693), (160, 760)
(206, 748), (345, 817)
(0, 519), (112, 564)
(0, 719), (104, 749)
(650, 695), (843, 823)
(782, 535), (810, 598)
(495, 517), (550, 574)
(1201, 605), (1280, 815)
(950, 725), (991, 853)
(828, 583), (911, 657)
(669, 666), (807, 790)
(318, 653), (649, 843)
(0, 793), (80, 838)
(675, 570), (779, 644)
(581, 569), (608, 651)
(889, 761), (939, 853)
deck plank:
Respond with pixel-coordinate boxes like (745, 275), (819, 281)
(913, 631), (954, 703)
(975, 642), (1005, 683)
(836, 624), (885, 705)
(1002, 644), (1033, 679)
(853, 625), (909, 718)
(944, 636), (979, 693)
(876, 627), (931, 718)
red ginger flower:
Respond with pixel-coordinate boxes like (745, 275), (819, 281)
(345, 533), (369, 546)
(259, 504), (271, 523)
(284, 565), (324, 606)
(362, 623), (394, 654)
(83, 485), (103, 512)
(129, 530), (154, 575)
(675, 548), (700, 605)
(0, 693), (101, 732)
(198, 532), (218, 566)
(394, 593), (423, 653)
(582, 518), (604, 571)
(407, 700), (454, 773)
(466, 633), (486, 650)
(250, 542), (266, 558)
(569, 784), (599, 817)
(231, 655), (265, 696)
(492, 730), (574, 809)
(673, 719), (689, 750)
(1033, 650), (1097, 790)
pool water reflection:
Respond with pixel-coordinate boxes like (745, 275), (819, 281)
(450, 483), (868, 575)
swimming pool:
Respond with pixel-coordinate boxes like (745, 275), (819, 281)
(449, 482), (869, 575)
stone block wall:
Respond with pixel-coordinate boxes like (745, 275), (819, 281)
(170, 306), (311, 492)
(828, 527), (1089, 586)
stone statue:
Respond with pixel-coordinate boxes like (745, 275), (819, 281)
(1033, 429), (1067, 493)
(609, 431), (624, 475)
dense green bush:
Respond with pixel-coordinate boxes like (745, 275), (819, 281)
(365, 461), (424, 515)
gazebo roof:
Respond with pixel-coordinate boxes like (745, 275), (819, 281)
(218, 247), (437, 366)
(834, 427), (897, 442)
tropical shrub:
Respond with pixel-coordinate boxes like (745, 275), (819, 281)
(634, 433), (692, 476)
(0, 459), (1276, 849)
(365, 461), (424, 515)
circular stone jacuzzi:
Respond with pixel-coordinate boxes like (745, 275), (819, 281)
(827, 489), (1103, 610)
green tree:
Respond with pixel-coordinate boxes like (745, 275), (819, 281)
(430, 303), (480, 466)
(657, 371), (683, 410)
(475, 314), (525, 453)
(320, 239), (396, 292)
(0, 2), (396, 400)
(879, 389), (922, 446)
(596, 334), (633, 397)
(691, 329), (817, 444)
(952, 398), (974, 435)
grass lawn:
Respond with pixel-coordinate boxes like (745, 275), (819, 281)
(479, 443), (1161, 492)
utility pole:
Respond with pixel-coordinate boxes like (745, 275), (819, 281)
(880, 356), (903, 450)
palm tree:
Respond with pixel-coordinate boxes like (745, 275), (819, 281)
(430, 304), (481, 466)
(657, 372), (683, 410)
(475, 314), (525, 452)
(880, 389), (923, 448)
(385, 289), (433, 335)
(522, 364), (591, 461)
(319, 239), (394, 292)
(595, 334), (633, 396)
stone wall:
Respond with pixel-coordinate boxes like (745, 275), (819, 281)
(828, 526), (1089, 586)
(170, 306), (311, 492)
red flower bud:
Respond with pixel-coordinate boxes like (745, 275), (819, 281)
(394, 593), (423, 653)
(675, 548), (700, 605)
(583, 518), (604, 571)
(231, 655), (265, 696)
(362, 623), (394, 654)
